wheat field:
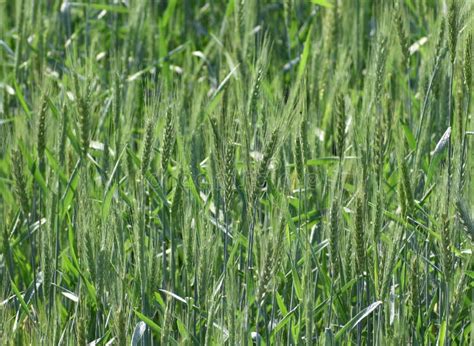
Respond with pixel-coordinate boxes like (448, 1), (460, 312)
(0, 0), (473, 345)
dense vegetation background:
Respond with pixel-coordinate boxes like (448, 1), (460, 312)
(0, 0), (473, 344)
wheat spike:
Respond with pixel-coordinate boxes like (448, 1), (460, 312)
(12, 149), (29, 215)
(37, 96), (48, 171)
(141, 117), (155, 176)
(448, 0), (458, 64)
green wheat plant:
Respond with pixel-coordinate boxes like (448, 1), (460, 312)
(0, 0), (473, 345)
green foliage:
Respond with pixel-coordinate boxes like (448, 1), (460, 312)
(0, 0), (473, 344)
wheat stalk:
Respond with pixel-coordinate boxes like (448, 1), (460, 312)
(355, 197), (365, 275)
